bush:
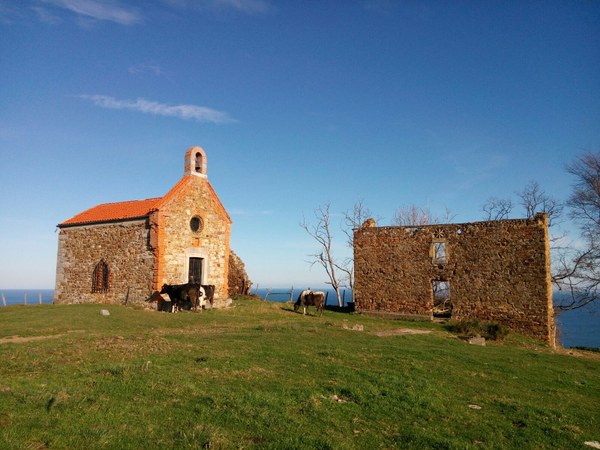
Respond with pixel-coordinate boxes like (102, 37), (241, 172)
(482, 321), (509, 341)
(446, 318), (509, 341)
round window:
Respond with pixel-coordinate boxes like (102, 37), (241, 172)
(190, 216), (204, 233)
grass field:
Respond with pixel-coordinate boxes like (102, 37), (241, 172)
(0, 297), (599, 449)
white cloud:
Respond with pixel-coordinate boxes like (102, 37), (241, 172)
(41, 0), (142, 25)
(163, 0), (271, 15)
(128, 64), (163, 77)
(79, 95), (236, 124)
(30, 6), (62, 24)
(213, 0), (270, 14)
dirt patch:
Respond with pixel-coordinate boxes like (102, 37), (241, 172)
(372, 328), (433, 337)
(559, 348), (600, 360)
(0, 334), (66, 344)
(0, 330), (84, 345)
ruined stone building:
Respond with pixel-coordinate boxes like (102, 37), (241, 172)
(353, 214), (555, 344)
(55, 146), (232, 306)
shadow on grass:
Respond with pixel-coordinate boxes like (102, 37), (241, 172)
(278, 303), (355, 316)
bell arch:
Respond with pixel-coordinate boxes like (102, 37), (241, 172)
(184, 146), (207, 178)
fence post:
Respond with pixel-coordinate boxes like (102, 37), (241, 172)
(24, 290), (27, 305)
(290, 286), (294, 303)
(38, 292), (42, 304)
(1, 293), (5, 307)
(264, 289), (271, 302)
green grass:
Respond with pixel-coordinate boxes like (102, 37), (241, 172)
(0, 297), (598, 449)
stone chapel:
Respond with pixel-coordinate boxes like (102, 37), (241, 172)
(54, 146), (232, 306)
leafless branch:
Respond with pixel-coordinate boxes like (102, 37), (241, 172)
(482, 197), (513, 221)
(300, 203), (343, 306)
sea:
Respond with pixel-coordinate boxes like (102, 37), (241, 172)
(1, 288), (598, 349)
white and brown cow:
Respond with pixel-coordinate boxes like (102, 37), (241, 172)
(294, 290), (325, 316)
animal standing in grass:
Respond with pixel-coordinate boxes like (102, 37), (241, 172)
(294, 290), (325, 316)
(201, 284), (215, 308)
(147, 291), (176, 313)
(160, 283), (205, 312)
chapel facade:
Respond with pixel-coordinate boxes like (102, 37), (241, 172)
(54, 146), (232, 306)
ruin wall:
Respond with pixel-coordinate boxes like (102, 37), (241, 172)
(354, 214), (555, 343)
(228, 249), (252, 296)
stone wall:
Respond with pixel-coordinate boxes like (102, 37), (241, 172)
(353, 214), (555, 343)
(228, 249), (252, 295)
(152, 177), (231, 300)
(55, 220), (154, 305)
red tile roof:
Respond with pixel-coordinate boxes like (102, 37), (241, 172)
(59, 197), (162, 227)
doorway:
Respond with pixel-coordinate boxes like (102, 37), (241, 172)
(432, 280), (452, 318)
(188, 257), (204, 284)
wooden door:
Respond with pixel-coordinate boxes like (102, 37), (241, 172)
(188, 257), (203, 284)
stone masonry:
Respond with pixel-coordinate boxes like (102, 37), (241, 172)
(148, 177), (231, 300)
(353, 213), (555, 344)
(55, 146), (232, 307)
(228, 249), (252, 295)
(55, 220), (154, 305)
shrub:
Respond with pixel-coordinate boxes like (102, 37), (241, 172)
(482, 321), (509, 341)
(446, 318), (509, 341)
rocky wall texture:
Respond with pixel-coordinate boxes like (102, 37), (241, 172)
(228, 249), (252, 295)
(54, 220), (154, 305)
(354, 214), (555, 343)
(153, 177), (231, 300)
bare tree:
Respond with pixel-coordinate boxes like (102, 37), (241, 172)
(392, 204), (454, 226)
(300, 203), (343, 307)
(392, 204), (434, 226)
(482, 196), (513, 220)
(338, 200), (374, 290)
(517, 180), (563, 226)
(567, 152), (600, 230)
(553, 152), (600, 310)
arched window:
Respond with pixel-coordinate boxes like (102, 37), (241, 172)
(92, 259), (110, 293)
(195, 152), (203, 173)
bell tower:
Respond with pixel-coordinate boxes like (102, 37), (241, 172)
(184, 146), (207, 178)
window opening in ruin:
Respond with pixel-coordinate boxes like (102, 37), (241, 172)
(432, 280), (452, 318)
(92, 259), (110, 293)
(432, 241), (447, 264)
(188, 257), (203, 284)
(195, 152), (203, 173)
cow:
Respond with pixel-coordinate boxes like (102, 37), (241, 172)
(201, 285), (215, 308)
(160, 283), (204, 312)
(147, 291), (175, 313)
(157, 298), (175, 313)
(294, 290), (325, 316)
(296, 290), (311, 304)
(197, 285), (206, 310)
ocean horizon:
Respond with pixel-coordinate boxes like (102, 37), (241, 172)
(1, 288), (598, 349)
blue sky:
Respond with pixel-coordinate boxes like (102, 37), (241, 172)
(0, 0), (599, 289)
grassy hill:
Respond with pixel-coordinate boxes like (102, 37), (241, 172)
(0, 297), (598, 449)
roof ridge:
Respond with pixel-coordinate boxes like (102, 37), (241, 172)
(93, 196), (163, 206)
(58, 196), (164, 227)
